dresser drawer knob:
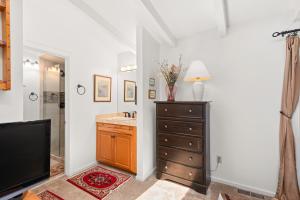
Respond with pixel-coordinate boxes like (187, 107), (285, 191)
(188, 142), (193, 146)
(164, 125), (168, 128)
(164, 108), (168, 112)
(189, 127), (192, 131)
(165, 166), (168, 170)
(164, 138), (168, 142)
(189, 156), (193, 161)
(189, 109), (193, 113)
(164, 152), (168, 156)
(189, 172), (193, 177)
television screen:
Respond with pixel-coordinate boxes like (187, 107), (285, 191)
(0, 120), (51, 197)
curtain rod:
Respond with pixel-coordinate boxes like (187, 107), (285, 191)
(272, 28), (300, 37)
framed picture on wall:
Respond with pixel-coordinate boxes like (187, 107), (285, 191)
(94, 75), (112, 102)
(148, 89), (156, 99)
(149, 78), (155, 87)
(124, 80), (136, 102)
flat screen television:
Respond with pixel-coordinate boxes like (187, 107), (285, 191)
(0, 120), (51, 198)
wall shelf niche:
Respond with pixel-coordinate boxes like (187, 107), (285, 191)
(0, 0), (10, 91)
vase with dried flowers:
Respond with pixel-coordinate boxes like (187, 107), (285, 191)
(160, 56), (182, 102)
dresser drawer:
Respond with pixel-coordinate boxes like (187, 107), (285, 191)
(159, 160), (204, 184)
(159, 146), (203, 168)
(157, 104), (204, 118)
(159, 133), (203, 152)
(158, 120), (204, 137)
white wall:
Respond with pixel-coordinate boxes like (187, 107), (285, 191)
(293, 100), (300, 184)
(23, 0), (130, 175)
(0, 0), (23, 123)
(23, 54), (41, 121)
(136, 27), (160, 180)
(159, 15), (291, 195)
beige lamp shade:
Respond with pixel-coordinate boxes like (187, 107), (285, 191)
(184, 60), (210, 82)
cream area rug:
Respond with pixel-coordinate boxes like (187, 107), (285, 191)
(136, 180), (204, 200)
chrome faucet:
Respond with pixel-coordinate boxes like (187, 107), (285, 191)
(123, 111), (137, 118)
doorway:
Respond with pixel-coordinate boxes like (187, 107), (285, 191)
(23, 51), (65, 177)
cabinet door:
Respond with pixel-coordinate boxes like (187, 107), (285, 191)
(97, 132), (114, 163)
(114, 134), (131, 170)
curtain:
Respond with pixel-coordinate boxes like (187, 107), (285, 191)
(275, 36), (300, 200)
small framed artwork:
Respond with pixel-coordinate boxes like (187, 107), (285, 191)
(124, 80), (136, 102)
(149, 78), (155, 87)
(148, 89), (156, 99)
(94, 75), (112, 102)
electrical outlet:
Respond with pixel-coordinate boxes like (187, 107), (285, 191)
(217, 156), (222, 164)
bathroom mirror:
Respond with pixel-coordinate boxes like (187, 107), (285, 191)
(117, 52), (137, 114)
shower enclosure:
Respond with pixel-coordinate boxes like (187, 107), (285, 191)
(23, 54), (65, 158)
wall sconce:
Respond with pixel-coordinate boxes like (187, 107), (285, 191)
(120, 65), (137, 72)
(23, 59), (38, 65)
(23, 59), (30, 65)
(47, 64), (60, 73)
(23, 59), (39, 70)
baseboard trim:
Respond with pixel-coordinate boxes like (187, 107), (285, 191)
(211, 176), (275, 197)
(144, 167), (156, 179)
(68, 161), (98, 177)
(136, 167), (156, 181)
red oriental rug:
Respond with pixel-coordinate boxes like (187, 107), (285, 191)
(38, 190), (64, 200)
(67, 166), (130, 199)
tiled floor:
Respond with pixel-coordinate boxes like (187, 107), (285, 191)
(33, 164), (272, 200)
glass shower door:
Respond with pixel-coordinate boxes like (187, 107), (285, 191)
(41, 60), (65, 158)
(43, 63), (61, 157)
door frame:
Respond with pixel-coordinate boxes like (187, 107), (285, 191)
(24, 41), (71, 176)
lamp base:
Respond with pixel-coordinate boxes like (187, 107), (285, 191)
(192, 82), (205, 101)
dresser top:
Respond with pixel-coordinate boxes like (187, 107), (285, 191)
(154, 101), (210, 104)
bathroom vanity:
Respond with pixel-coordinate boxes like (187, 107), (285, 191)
(95, 52), (137, 174)
(96, 114), (136, 174)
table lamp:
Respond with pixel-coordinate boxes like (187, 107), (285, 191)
(184, 60), (210, 101)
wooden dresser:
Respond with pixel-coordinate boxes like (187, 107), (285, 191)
(155, 101), (210, 194)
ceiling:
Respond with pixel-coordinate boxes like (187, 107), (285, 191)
(40, 54), (65, 64)
(226, 0), (294, 26)
(23, 49), (65, 64)
(82, 0), (137, 46)
(150, 0), (216, 39)
(74, 0), (298, 48)
(150, 0), (295, 39)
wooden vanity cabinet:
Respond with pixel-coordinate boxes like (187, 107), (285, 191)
(96, 122), (136, 174)
(115, 133), (132, 170)
(97, 131), (115, 163)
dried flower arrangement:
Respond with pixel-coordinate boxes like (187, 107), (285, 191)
(159, 56), (183, 101)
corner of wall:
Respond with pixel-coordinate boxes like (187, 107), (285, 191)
(136, 167), (156, 182)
